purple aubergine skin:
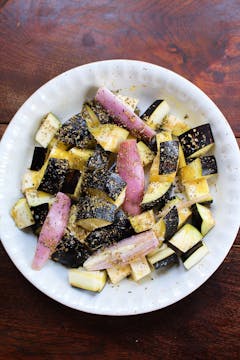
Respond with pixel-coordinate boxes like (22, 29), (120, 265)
(95, 87), (156, 141)
(32, 192), (71, 270)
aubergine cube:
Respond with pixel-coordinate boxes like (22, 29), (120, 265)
(102, 171), (126, 201)
(51, 231), (91, 268)
(38, 158), (69, 195)
(141, 100), (164, 119)
(181, 241), (203, 263)
(141, 182), (174, 211)
(200, 155), (218, 176)
(181, 241), (209, 270)
(83, 100), (113, 124)
(86, 147), (110, 171)
(31, 203), (49, 235)
(179, 123), (214, 158)
(159, 140), (179, 175)
(76, 196), (117, 231)
(163, 206), (179, 241)
(82, 168), (126, 202)
(154, 253), (179, 270)
(191, 203), (215, 236)
(62, 169), (81, 194)
(85, 209), (134, 251)
(56, 113), (96, 149)
(30, 147), (48, 171)
(141, 99), (170, 130)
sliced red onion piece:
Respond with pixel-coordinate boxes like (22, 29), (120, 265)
(83, 230), (159, 271)
(117, 139), (145, 216)
(32, 192), (71, 270)
(95, 87), (156, 141)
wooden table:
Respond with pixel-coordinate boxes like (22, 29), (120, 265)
(0, 1), (239, 358)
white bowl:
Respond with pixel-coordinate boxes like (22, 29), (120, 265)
(0, 60), (240, 315)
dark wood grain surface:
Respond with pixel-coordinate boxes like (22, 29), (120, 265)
(0, 1), (239, 359)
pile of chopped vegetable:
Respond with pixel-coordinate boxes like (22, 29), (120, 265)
(11, 87), (217, 292)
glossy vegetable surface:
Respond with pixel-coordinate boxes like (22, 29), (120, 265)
(32, 192), (71, 270)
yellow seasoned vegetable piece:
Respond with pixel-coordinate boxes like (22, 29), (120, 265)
(137, 141), (155, 166)
(89, 124), (129, 153)
(69, 268), (107, 292)
(129, 210), (155, 233)
(11, 198), (35, 229)
(107, 264), (131, 284)
(184, 178), (213, 203)
(130, 257), (151, 281)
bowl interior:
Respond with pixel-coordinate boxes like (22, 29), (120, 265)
(0, 60), (240, 315)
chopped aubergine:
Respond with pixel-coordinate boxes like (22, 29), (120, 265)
(48, 147), (74, 166)
(107, 264), (131, 285)
(184, 178), (213, 204)
(66, 205), (90, 243)
(159, 197), (192, 228)
(25, 189), (54, 207)
(191, 203), (215, 236)
(180, 155), (218, 183)
(68, 267), (107, 292)
(84, 209), (134, 251)
(76, 196), (117, 231)
(178, 123), (214, 158)
(181, 241), (204, 262)
(82, 100), (112, 126)
(88, 123), (129, 153)
(158, 140), (179, 182)
(200, 156), (218, 176)
(141, 182), (173, 211)
(51, 230), (91, 268)
(61, 169), (81, 194)
(146, 135), (158, 153)
(156, 130), (172, 151)
(82, 168), (126, 207)
(11, 198), (35, 229)
(31, 203), (49, 235)
(147, 243), (175, 264)
(149, 132), (174, 183)
(154, 253), (179, 270)
(68, 147), (94, 170)
(38, 158), (69, 195)
(161, 114), (190, 136)
(35, 113), (61, 148)
(153, 199), (192, 242)
(56, 113), (96, 149)
(129, 210), (155, 233)
(141, 99), (170, 130)
(163, 206), (179, 241)
(130, 257), (151, 281)
(178, 144), (187, 168)
(168, 223), (203, 254)
(181, 241), (209, 270)
(137, 141), (155, 166)
(86, 147), (110, 171)
(30, 147), (48, 171)
(21, 169), (41, 193)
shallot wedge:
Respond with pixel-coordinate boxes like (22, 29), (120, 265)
(83, 230), (159, 271)
(117, 139), (144, 216)
(32, 192), (71, 270)
(95, 87), (156, 141)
